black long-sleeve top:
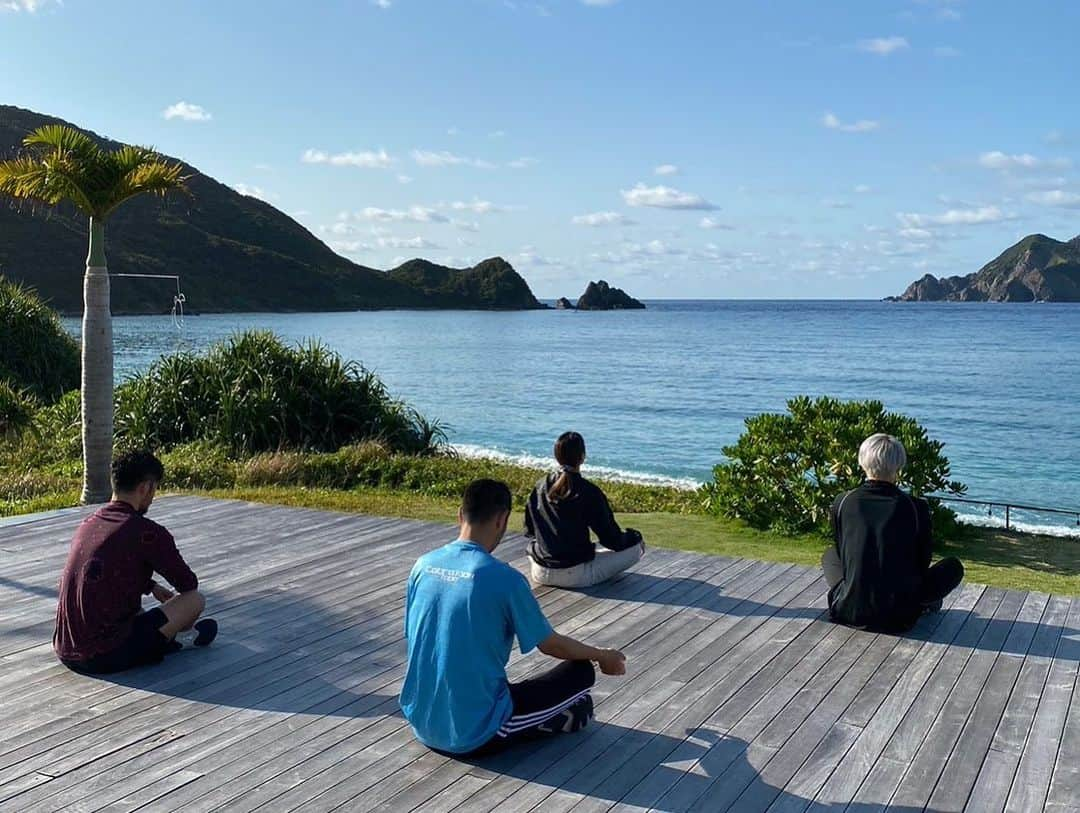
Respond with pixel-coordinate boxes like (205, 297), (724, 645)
(828, 480), (934, 631)
(524, 471), (640, 569)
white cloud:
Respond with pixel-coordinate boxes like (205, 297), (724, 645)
(232, 183), (270, 200)
(821, 198), (853, 209)
(162, 101), (212, 122)
(453, 219), (481, 232)
(1, 0), (53, 12)
(854, 184), (873, 194)
(377, 236), (443, 250)
(654, 164), (679, 176)
(517, 250), (561, 266)
(448, 199), (508, 214)
(302, 148), (396, 169)
(571, 211), (636, 227)
(446, 127), (459, 136)
(822, 112), (880, 133)
(934, 45), (961, 57)
(489, 130), (506, 138)
(621, 183), (716, 210)
(898, 227), (934, 240)
(699, 217), (735, 230)
(977, 151), (1071, 171)
(330, 240), (374, 255)
(1026, 190), (1080, 209)
(581, 0), (619, 5)
(397, 174), (414, 184)
(411, 149), (497, 170)
(371, 0), (392, 7)
(254, 163), (273, 171)
(359, 206), (448, 223)
(507, 157), (539, 169)
(856, 36), (909, 56)
(897, 205), (1011, 228)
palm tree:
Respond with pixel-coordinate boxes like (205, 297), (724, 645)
(0, 124), (188, 503)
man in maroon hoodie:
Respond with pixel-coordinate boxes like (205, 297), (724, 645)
(54, 450), (217, 674)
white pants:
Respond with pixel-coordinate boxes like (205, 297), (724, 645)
(530, 543), (645, 588)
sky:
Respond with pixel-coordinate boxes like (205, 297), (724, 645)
(2, 0), (1079, 299)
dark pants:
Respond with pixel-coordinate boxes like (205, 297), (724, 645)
(467, 660), (596, 756)
(60, 608), (171, 675)
(821, 548), (964, 609)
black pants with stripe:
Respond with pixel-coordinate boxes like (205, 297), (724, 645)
(470, 660), (596, 756)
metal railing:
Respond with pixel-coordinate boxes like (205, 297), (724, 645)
(931, 495), (1080, 531)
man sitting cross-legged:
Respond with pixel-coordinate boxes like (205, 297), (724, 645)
(54, 450), (217, 675)
(823, 433), (964, 633)
(400, 478), (627, 757)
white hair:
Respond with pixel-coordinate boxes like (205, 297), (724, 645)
(858, 433), (907, 481)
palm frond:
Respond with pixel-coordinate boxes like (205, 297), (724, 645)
(0, 124), (186, 218)
(23, 124), (99, 161)
(0, 157), (53, 200)
(101, 156), (188, 215)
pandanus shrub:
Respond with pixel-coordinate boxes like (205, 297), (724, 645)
(114, 330), (447, 456)
(0, 276), (79, 403)
(704, 395), (965, 535)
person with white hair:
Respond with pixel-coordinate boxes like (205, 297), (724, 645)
(821, 433), (964, 632)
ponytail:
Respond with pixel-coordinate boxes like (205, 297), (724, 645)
(549, 432), (586, 502)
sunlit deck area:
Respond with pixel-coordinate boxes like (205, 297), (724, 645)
(0, 495), (1077, 812)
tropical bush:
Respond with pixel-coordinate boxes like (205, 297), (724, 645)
(704, 396), (966, 534)
(0, 276), (79, 403)
(113, 330), (446, 456)
(0, 381), (37, 439)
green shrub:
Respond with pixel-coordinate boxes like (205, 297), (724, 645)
(0, 380), (37, 439)
(704, 396), (965, 534)
(114, 330), (447, 456)
(0, 276), (79, 403)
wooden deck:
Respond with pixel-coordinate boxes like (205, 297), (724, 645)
(0, 495), (1077, 812)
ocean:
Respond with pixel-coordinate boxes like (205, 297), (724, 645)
(64, 300), (1080, 536)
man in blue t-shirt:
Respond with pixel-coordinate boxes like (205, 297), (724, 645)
(400, 478), (627, 756)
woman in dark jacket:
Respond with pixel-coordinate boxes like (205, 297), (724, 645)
(525, 432), (645, 588)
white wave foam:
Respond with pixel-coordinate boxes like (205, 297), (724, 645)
(451, 443), (703, 491)
(953, 510), (1080, 538)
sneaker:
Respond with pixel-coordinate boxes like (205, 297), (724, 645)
(537, 695), (594, 735)
(193, 618), (218, 647)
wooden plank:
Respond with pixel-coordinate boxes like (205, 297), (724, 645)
(1044, 595), (1080, 812)
(925, 590), (1048, 810)
(888, 587), (1028, 809)
(805, 583), (984, 809)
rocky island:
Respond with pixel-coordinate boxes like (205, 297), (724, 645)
(573, 280), (646, 310)
(0, 105), (545, 313)
(891, 233), (1080, 302)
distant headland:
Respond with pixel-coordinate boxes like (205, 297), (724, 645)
(0, 105), (546, 314)
(890, 233), (1080, 302)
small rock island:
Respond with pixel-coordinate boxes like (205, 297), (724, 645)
(564, 280), (646, 310)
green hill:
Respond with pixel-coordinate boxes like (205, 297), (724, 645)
(0, 105), (543, 314)
(894, 233), (1080, 302)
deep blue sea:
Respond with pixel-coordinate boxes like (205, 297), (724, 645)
(64, 301), (1080, 535)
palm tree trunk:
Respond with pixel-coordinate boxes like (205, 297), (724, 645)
(80, 216), (113, 504)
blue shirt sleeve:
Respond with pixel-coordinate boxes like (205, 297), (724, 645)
(506, 571), (553, 654)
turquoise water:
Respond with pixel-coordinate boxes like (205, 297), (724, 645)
(65, 301), (1080, 534)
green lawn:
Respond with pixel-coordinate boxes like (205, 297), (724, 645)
(204, 485), (1080, 596)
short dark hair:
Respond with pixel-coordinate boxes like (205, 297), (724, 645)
(111, 450), (165, 492)
(461, 478), (512, 524)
